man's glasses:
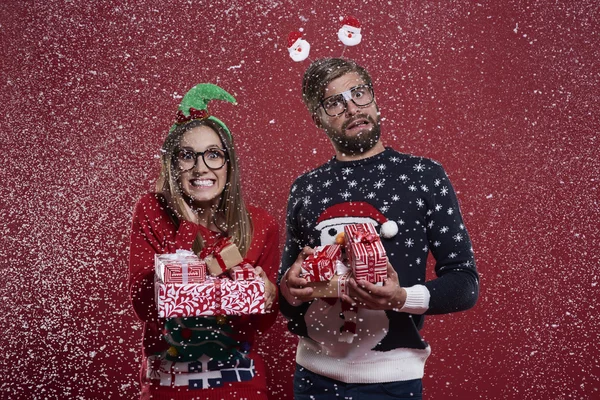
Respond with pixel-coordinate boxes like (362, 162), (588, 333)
(319, 84), (375, 117)
(174, 148), (228, 171)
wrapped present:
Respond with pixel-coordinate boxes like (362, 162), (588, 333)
(307, 272), (351, 298)
(300, 245), (341, 282)
(155, 277), (265, 317)
(155, 250), (206, 284)
(201, 238), (244, 276)
(228, 262), (258, 281)
(344, 223), (388, 283)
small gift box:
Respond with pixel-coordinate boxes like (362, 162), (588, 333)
(307, 272), (351, 298)
(344, 223), (388, 283)
(301, 245), (341, 283)
(155, 277), (265, 318)
(307, 257), (349, 298)
(228, 262), (258, 281)
(201, 238), (244, 276)
(155, 250), (206, 284)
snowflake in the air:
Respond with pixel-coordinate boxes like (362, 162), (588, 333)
(405, 238), (414, 247)
(435, 204), (443, 211)
(398, 219), (405, 225)
(447, 208), (454, 215)
(306, 184), (313, 192)
(390, 156), (400, 163)
(434, 179), (441, 187)
(380, 205), (389, 213)
(321, 197), (331, 204)
(449, 252), (457, 258)
(416, 199), (425, 208)
(340, 191), (351, 200)
(366, 192), (376, 199)
(416, 258), (422, 265)
(440, 186), (449, 196)
(420, 185), (429, 192)
(399, 174), (409, 182)
(414, 163), (425, 172)
(440, 226), (449, 233)
(324, 180), (332, 187)
(453, 233), (464, 242)
(348, 180), (358, 188)
(391, 194), (400, 201)
(374, 179), (385, 189)
(377, 164), (386, 171)
(433, 241), (441, 247)
(408, 185), (417, 191)
(342, 167), (353, 175)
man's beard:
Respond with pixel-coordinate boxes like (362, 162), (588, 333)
(325, 113), (381, 156)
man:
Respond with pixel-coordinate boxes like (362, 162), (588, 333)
(278, 57), (479, 400)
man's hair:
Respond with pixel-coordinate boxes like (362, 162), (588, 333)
(302, 57), (373, 114)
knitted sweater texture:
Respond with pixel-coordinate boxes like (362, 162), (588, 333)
(279, 148), (479, 383)
(129, 193), (279, 400)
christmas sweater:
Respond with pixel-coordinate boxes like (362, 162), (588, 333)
(279, 148), (479, 383)
(129, 193), (279, 400)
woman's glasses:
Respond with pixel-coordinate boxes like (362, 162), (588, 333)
(174, 148), (228, 171)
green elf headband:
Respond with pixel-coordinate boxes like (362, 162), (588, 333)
(170, 83), (237, 137)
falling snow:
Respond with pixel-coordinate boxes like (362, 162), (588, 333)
(2, 0), (599, 399)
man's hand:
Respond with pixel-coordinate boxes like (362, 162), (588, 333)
(342, 262), (407, 311)
(279, 247), (315, 306)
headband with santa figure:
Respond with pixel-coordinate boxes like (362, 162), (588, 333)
(286, 15), (363, 63)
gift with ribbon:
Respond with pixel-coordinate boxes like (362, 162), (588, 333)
(344, 223), (388, 283)
(155, 276), (265, 317)
(200, 237), (244, 276)
(300, 245), (341, 283)
(228, 261), (258, 281)
(155, 250), (207, 284)
(307, 256), (350, 298)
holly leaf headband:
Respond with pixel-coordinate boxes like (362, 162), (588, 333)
(170, 83), (237, 137)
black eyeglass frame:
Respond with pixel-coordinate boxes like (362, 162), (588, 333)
(318, 84), (375, 117)
(173, 147), (229, 172)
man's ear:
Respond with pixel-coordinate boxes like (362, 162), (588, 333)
(312, 112), (323, 129)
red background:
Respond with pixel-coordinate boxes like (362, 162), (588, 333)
(1, 1), (599, 399)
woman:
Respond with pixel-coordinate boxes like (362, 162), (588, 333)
(128, 83), (279, 400)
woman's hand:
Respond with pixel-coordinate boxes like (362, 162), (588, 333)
(254, 266), (277, 311)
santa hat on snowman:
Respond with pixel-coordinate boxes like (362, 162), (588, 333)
(314, 201), (399, 246)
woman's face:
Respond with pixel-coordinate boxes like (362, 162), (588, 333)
(176, 125), (228, 208)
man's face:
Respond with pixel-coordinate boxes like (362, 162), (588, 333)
(314, 72), (380, 155)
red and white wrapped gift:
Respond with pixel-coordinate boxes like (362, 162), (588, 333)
(228, 261), (258, 281)
(344, 223), (388, 283)
(300, 244), (341, 283)
(155, 250), (206, 284)
(155, 277), (265, 318)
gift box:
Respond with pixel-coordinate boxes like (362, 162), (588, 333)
(201, 238), (244, 276)
(344, 223), (388, 283)
(307, 272), (351, 298)
(300, 245), (341, 283)
(228, 262), (258, 281)
(155, 250), (206, 284)
(155, 277), (265, 318)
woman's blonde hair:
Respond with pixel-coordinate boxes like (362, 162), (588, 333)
(156, 118), (253, 256)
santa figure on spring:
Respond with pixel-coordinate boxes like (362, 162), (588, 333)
(287, 31), (311, 62)
(337, 15), (362, 46)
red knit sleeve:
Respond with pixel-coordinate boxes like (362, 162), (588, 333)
(128, 193), (199, 323)
(246, 206), (281, 333)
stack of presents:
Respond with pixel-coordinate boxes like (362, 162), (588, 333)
(154, 223), (388, 318)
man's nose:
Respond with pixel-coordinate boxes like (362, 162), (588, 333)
(345, 99), (360, 116)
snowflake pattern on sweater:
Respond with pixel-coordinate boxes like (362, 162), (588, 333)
(278, 148), (479, 382)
